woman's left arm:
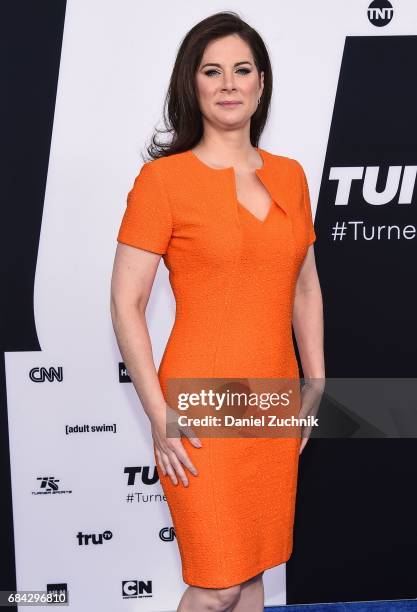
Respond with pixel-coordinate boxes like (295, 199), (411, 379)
(292, 245), (325, 380)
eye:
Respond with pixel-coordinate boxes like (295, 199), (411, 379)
(203, 67), (252, 77)
(204, 69), (220, 77)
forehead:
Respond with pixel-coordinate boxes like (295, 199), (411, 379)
(200, 34), (253, 63)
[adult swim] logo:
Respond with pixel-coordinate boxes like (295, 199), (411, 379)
(367, 0), (394, 26)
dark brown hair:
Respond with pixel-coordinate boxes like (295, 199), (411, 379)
(145, 11), (273, 160)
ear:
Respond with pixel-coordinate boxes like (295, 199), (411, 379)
(259, 70), (265, 96)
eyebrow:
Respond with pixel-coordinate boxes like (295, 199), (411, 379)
(200, 60), (253, 70)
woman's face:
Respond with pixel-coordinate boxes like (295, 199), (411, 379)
(195, 34), (264, 130)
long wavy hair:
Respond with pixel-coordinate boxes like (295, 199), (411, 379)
(145, 11), (273, 160)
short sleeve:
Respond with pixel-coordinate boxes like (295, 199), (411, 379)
(296, 160), (316, 246)
(117, 161), (173, 255)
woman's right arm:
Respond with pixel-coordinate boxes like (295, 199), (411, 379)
(110, 242), (201, 487)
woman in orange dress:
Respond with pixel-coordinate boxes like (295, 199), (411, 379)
(111, 11), (324, 612)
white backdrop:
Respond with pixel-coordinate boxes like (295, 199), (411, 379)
(5, 1), (417, 610)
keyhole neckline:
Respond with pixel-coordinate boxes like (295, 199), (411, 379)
(187, 146), (275, 224)
(187, 146), (267, 174)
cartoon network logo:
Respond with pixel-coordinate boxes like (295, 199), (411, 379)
(122, 579), (153, 599)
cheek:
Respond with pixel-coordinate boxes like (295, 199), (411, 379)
(242, 78), (260, 95)
(196, 84), (219, 114)
(196, 75), (213, 95)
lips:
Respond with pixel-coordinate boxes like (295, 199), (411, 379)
(218, 101), (241, 106)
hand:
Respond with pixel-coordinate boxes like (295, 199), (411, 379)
(151, 404), (202, 487)
(298, 378), (325, 455)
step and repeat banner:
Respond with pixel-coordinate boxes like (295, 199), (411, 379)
(2, 1), (416, 611)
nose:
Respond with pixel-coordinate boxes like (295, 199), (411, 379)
(221, 69), (237, 92)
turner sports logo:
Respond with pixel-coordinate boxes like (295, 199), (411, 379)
(367, 1), (394, 27)
(32, 475), (72, 496)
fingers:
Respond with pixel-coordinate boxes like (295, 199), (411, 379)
(178, 422), (202, 448)
(156, 438), (200, 487)
(188, 437), (203, 448)
(161, 451), (181, 486)
(152, 411), (202, 487)
(171, 439), (199, 479)
(165, 450), (190, 487)
(299, 436), (308, 455)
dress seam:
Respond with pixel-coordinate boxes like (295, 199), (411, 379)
(209, 239), (242, 583)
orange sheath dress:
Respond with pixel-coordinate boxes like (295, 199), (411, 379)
(116, 147), (316, 588)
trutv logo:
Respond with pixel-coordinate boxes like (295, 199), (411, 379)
(76, 530), (113, 546)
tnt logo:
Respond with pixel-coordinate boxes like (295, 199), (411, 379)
(367, 0), (394, 27)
